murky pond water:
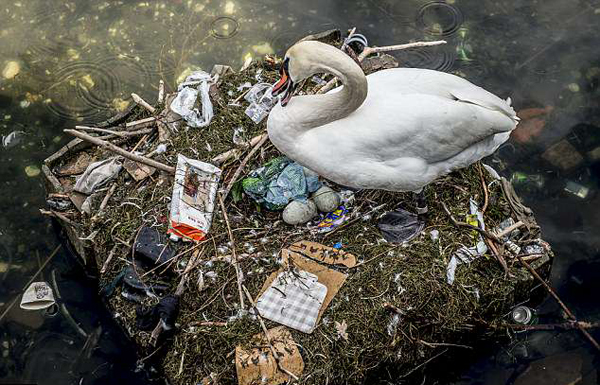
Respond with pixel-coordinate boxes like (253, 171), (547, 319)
(1, 0), (599, 383)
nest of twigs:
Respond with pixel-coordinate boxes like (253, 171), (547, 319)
(44, 52), (552, 385)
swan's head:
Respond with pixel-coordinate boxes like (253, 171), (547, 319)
(272, 41), (331, 106)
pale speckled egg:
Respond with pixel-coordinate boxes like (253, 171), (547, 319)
(282, 199), (317, 225)
(312, 186), (340, 213)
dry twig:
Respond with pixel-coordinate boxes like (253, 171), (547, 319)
(64, 129), (175, 174)
(516, 255), (600, 351)
(218, 193), (245, 309)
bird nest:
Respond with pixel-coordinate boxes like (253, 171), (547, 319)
(42, 45), (553, 385)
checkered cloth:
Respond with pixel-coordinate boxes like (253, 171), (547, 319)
(256, 269), (328, 333)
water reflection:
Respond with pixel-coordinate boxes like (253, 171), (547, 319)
(1, 0), (599, 383)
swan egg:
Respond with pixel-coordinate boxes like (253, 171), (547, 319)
(283, 199), (317, 225)
(312, 186), (340, 213)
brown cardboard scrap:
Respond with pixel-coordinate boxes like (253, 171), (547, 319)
(541, 140), (583, 170)
(289, 240), (356, 267)
(235, 326), (304, 385)
(123, 158), (156, 181)
(258, 249), (347, 324)
(56, 153), (95, 176)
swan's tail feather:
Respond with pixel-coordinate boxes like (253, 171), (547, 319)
(450, 88), (519, 127)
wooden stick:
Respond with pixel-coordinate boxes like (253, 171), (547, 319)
(100, 244), (118, 274)
(39, 209), (79, 228)
(64, 129), (175, 174)
(131, 93), (156, 113)
(188, 321), (228, 327)
(242, 285), (299, 381)
(125, 117), (156, 129)
(500, 321), (600, 331)
(0, 245), (61, 323)
(175, 248), (204, 296)
(495, 221), (525, 239)
(318, 40), (447, 94)
(419, 340), (472, 349)
(383, 302), (404, 315)
(358, 40), (447, 61)
(212, 133), (266, 164)
(92, 183), (117, 222)
(477, 164), (489, 213)
(222, 133), (269, 199)
(516, 255), (600, 351)
(218, 193), (245, 309)
(440, 202), (501, 243)
(158, 80), (165, 104)
(75, 125), (154, 137)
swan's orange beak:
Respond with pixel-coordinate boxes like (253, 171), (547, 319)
(272, 58), (294, 106)
(272, 71), (289, 97)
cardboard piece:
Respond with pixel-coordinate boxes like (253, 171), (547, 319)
(235, 326), (304, 385)
(541, 140), (584, 170)
(56, 152), (95, 176)
(123, 158), (156, 181)
(289, 240), (356, 268)
(258, 249), (347, 325)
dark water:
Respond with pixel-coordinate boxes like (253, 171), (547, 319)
(1, 0), (599, 383)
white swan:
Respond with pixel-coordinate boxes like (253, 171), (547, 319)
(267, 40), (518, 194)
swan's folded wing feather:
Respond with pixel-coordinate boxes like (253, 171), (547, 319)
(347, 93), (516, 164)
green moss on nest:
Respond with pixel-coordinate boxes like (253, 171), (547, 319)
(52, 59), (551, 385)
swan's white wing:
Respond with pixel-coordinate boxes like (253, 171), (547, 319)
(365, 68), (518, 122)
(326, 91), (516, 164)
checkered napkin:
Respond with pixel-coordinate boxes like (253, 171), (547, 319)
(256, 269), (328, 333)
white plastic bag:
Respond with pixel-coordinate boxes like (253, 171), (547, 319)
(170, 71), (214, 128)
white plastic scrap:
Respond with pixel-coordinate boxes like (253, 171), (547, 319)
(446, 199), (488, 285)
(74, 157), (122, 194)
(244, 83), (276, 123)
(2, 130), (25, 148)
(170, 70), (214, 128)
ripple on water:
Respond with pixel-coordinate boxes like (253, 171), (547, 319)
(415, 1), (463, 37)
(123, 50), (178, 78)
(44, 61), (120, 122)
(395, 47), (456, 72)
(210, 16), (240, 39)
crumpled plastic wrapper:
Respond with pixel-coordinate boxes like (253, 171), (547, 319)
(170, 70), (214, 128)
(74, 156), (122, 194)
(244, 83), (277, 124)
(242, 157), (321, 210)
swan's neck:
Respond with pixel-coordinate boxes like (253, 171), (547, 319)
(286, 51), (367, 130)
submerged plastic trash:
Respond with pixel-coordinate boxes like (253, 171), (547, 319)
(20, 282), (55, 310)
(2, 130), (25, 148)
(564, 180), (590, 198)
(377, 208), (424, 243)
(242, 157), (320, 210)
(168, 155), (221, 242)
(510, 172), (544, 191)
(316, 205), (348, 233)
(74, 157), (122, 194)
(170, 70), (214, 128)
(244, 83), (276, 123)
